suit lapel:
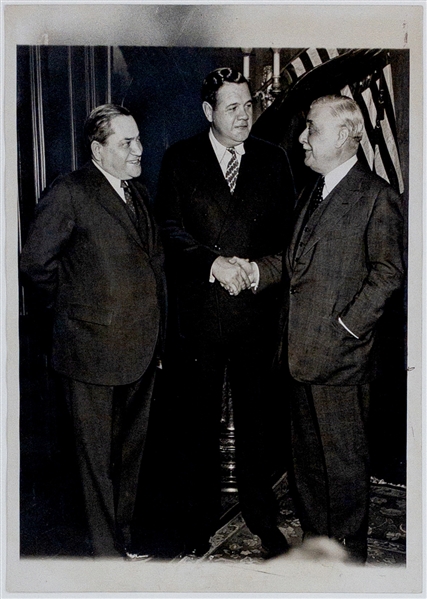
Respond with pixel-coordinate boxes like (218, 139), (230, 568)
(292, 163), (367, 264)
(128, 180), (154, 253)
(86, 163), (147, 251)
(196, 133), (234, 214)
(287, 184), (314, 268)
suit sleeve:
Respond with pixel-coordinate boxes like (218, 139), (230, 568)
(254, 148), (296, 292)
(155, 148), (219, 283)
(20, 180), (76, 308)
(255, 253), (282, 291)
(339, 184), (405, 338)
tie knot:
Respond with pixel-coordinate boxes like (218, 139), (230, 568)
(121, 180), (128, 189)
(227, 148), (236, 156)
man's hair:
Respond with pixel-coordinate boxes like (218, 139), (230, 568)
(201, 67), (250, 109)
(312, 95), (364, 148)
(84, 104), (132, 157)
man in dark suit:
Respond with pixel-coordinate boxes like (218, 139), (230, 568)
(20, 104), (166, 558)
(156, 68), (295, 557)
(283, 94), (404, 562)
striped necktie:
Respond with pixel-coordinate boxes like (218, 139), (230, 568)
(225, 148), (239, 194)
(121, 180), (137, 219)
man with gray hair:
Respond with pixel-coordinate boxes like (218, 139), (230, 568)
(281, 94), (404, 562)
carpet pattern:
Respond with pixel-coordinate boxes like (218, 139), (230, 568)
(180, 475), (406, 565)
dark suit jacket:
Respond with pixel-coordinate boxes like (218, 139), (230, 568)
(21, 161), (166, 386)
(285, 161), (404, 385)
(156, 130), (295, 345)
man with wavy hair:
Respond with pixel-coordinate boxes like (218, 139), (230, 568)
(283, 95), (404, 562)
(157, 68), (295, 558)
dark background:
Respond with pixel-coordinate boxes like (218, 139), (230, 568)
(17, 46), (408, 556)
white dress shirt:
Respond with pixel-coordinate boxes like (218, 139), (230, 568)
(209, 128), (245, 175)
(92, 160), (126, 201)
(208, 130), (259, 289)
(322, 154), (358, 199)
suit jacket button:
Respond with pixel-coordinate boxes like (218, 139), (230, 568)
(290, 287), (296, 294)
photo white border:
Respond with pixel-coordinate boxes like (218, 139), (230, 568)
(1, 1), (425, 596)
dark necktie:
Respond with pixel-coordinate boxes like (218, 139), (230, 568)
(294, 176), (326, 261)
(121, 180), (137, 220)
(306, 176), (325, 220)
(225, 148), (239, 194)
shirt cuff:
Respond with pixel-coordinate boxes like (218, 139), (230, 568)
(338, 317), (359, 339)
(250, 262), (260, 291)
(209, 264), (215, 283)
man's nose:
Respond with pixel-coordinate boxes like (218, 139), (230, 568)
(299, 127), (308, 145)
(238, 106), (250, 120)
(131, 139), (143, 155)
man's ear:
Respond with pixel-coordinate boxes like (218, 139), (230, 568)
(202, 101), (214, 123)
(336, 126), (349, 148)
(91, 140), (102, 163)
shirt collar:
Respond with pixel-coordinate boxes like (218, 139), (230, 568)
(324, 154), (358, 197)
(92, 159), (124, 197)
(209, 128), (245, 163)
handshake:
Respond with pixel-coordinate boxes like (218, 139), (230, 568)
(211, 255), (258, 296)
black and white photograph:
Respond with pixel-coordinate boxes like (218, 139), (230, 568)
(1, 2), (424, 596)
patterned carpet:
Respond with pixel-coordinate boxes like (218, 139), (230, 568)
(179, 474), (406, 565)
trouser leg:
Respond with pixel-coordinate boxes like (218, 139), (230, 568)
(61, 370), (155, 556)
(60, 376), (119, 556)
(229, 355), (278, 537)
(113, 365), (156, 551)
(178, 347), (225, 545)
(290, 381), (370, 560)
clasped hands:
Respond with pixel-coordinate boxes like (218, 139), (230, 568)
(211, 256), (257, 296)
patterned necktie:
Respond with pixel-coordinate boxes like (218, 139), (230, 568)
(225, 148), (239, 194)
(307, 176), (325, 219)
(121, 180), (137, 219)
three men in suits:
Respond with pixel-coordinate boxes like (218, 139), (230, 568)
(20, 104), (166, 557)
(156, 68), (295, 557)
(284, 95), (404, 562)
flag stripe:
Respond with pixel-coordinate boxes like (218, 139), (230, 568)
(379, 111), (404, 192)
(342, 84), (376, 169)
(316, 48), (331, 62)
(291, 56), (306, 78)
(375, 130), (400, 193)
(326, 48), (340, 59)
(354, 87), (391, 180)
(286, 63), (299, 84)
(368, 76), (403, 192)
(376, 75), (398, 140)
(361, 87), (377, 128)
(306, 48), (323, 67)
(383, 64), (396, 113)
(300, 50), (316, 72)
(381, 109), (404, 193)
(358, 92), (391, 185)
(374, 146), (390, 184)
